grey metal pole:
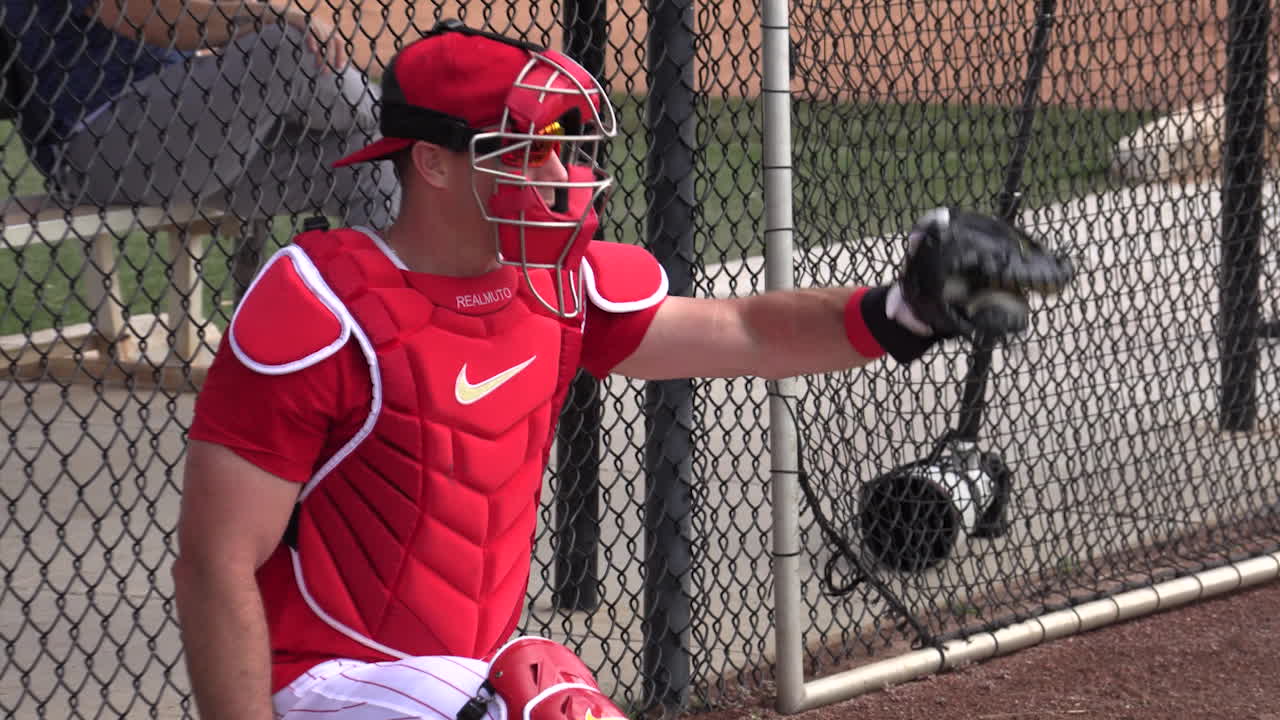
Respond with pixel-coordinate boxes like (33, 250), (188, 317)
(552, 0), (609, 613)
(642, 0), (697, 710)
(1219, 0), (1269, 432)
(759, 0), (807, 712)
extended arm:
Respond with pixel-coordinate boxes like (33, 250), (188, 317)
(613, 209), (1074, 381)
(614, 288), (873, 380)
(171, 439), (300, 720)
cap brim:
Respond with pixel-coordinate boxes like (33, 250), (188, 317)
(332, 137), (415, 168)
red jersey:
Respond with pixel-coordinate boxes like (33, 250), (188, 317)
(188, 228), (666, 691)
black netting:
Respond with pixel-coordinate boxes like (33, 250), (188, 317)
(786, 0), (1280, 683)
(1, 1), (1277, 719)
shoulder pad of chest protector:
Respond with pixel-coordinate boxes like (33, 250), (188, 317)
(581, 241), (668, 313)
(228, 238), (353, 374)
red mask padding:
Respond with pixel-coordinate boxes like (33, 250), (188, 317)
(490, 164), (603, 270)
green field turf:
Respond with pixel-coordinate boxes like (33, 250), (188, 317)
(0, 98), (1150, 335)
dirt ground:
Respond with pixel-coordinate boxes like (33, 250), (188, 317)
(692, 579), (1280, 720)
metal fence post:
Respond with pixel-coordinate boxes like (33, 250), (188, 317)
(643, 0), (697, 710)
(759, 0), (806, 711)
(552, 0), (609, 613)
(1219, 0), (1270, 432)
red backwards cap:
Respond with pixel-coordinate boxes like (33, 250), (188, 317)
(334, 22), (600, 168)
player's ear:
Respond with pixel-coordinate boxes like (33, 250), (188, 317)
(409, 141), (451, 189)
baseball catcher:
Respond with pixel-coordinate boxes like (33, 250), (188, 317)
(172, 19), (1074, 720)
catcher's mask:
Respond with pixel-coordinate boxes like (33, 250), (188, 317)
(858, 443), (1011, 572)
(470, 54), (616, 319)
(333, 20), (616, 319)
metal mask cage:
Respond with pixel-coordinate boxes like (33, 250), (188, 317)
(467, 50), (618, 318)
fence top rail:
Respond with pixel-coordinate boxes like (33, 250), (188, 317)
(1, 194), (228, 248)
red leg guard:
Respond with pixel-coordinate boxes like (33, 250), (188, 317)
(486, 636), (627, 720)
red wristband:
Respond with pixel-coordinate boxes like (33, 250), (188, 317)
(844, 286), (938, 364)
(843, 287), (887, 360)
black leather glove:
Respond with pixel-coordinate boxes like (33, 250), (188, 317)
(893, 208), (1075, 337)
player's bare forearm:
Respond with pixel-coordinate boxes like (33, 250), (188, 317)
(733, 287), (877, 377)
(91, 1), (305, 50)
(614, 287), (877, 380)
(172, 555), (275, 720)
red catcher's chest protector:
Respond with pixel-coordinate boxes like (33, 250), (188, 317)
(227, 228), (670, 661)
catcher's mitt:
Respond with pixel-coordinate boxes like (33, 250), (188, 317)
(897, 207), (1075, 337)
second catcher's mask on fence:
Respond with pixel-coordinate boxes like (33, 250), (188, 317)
(334, 20), (617, 318)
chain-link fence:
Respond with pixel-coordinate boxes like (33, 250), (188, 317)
(1, 0), (1277, 718)
(776, 0), (1280, 706)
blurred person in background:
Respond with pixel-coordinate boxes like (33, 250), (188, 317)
(0, 0), (399, 228)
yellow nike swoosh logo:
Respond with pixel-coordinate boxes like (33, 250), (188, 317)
(454, 355), (537, 405)
(585, 711), (627, 720)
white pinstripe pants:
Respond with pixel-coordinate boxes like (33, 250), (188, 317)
(274, 656), (509, 720)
